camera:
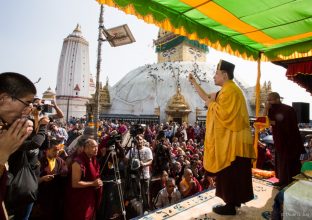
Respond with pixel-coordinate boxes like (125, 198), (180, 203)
(107, 133), (122, 148)
(33, 103), (49, 113)
(35, 104), (44, 112)
(130, 124), (144, 137)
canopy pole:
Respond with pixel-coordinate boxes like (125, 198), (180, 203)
(255, 53), (262, 117)
(253, 52), (262, 166)
(93, 4), (104, 141)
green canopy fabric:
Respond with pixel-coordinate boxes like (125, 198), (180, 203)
(97, 0), (312, 62)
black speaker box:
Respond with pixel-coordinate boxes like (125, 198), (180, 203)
(292, 102), (310, 123)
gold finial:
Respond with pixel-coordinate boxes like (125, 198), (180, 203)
(74, 24), (81, 32)
(167, 88), (190, 110)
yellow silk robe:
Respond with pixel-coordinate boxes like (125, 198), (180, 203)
(204, 80), (256, 173)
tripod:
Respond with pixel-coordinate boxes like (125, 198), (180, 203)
(100, 145), (126, 220)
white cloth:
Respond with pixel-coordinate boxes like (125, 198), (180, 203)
(126, 146), (153, 179)
(284, 180), (312, 219)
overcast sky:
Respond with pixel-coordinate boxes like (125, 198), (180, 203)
(1, 0), (311, 112)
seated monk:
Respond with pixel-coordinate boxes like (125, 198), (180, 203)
(179, 168), (202, 198)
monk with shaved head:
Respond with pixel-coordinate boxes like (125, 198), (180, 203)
(265, 92), (305, 188)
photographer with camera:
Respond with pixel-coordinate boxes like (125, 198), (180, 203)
(41, 97), (64, 119)
(125, 134), (153, 214)
(98, 130), (125, 174)
(31, 97), (64, 121)
(97, 130), (125, 220)
(153, 131), (172, 177)
(30, 97), (64, 156)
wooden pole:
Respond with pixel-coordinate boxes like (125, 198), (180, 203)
(93, 4), (104, 141)
(253, 52), (262, 166)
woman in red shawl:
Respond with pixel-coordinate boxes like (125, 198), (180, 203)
(64, 139), (103, 220)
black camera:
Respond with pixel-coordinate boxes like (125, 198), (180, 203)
(130, 124), (144, 137)
(33, 103), (49, 113)
(33, 104), (43, 111)
(107, 133), (122, 147)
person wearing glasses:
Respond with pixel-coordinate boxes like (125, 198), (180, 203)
(0, 72), (36, 220)
(6, 101), (50, 219)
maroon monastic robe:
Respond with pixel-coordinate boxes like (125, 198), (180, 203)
(64, 152), (102, 220)
(38, 156), (68, 220)
(268, 103), (305, 186)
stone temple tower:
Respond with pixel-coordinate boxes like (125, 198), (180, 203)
(56, 24), (91, 121)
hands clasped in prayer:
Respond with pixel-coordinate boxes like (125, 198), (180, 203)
(0, 119), (33, 164)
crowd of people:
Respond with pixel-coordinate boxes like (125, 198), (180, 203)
(0, 71), (214, 220)
(62, 119), (211, 219)
(1, 59), (311, 220)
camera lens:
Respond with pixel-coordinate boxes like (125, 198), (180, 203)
(34, 104), (44, 111)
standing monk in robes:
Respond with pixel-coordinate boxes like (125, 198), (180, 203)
(38, 139), (68, 220)
(265, 92), (304, 188)
(189, 60), (256, 215)
(64, 138), (103, 220)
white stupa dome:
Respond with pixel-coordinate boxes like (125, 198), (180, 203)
(101, 29), (253, 124)
(105, 61), (251, 124)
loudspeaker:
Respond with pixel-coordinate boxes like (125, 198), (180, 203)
(292, 102), (310, 123)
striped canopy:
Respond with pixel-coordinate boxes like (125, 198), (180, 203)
(97, 0), (312, 62)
